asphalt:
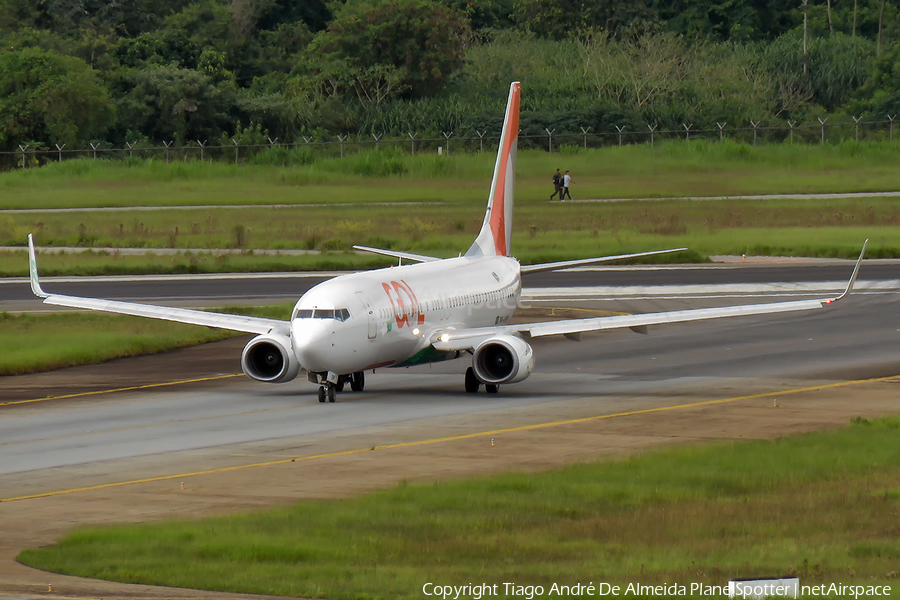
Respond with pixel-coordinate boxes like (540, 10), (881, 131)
(2, 289), (898, 495)
(2, 260), (900, 311)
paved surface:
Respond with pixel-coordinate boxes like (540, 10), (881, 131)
(565, 191), (900, 203)
(2, 190), (899, 212)
(2, 294), (898, 480)
(1, 275), (899, 599)
(2, 260), (899, 311)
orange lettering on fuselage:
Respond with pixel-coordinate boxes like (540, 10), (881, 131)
(381, 280), (420, 329)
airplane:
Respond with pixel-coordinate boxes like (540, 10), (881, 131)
(26, 82), (867, 403)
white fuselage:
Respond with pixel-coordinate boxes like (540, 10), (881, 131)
(290, 256), (522, 374)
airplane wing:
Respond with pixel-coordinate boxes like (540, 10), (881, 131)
(432, 240), (867, 352)
(353, 245), (440, 263)
(520, 247), (687, 274)
(27, 235), (291, 337)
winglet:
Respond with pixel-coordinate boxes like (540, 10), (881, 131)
(27, 234), (48, 298)
(826, 239), (867, 304)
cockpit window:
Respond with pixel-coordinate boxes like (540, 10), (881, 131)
(294, 308), (350, 321)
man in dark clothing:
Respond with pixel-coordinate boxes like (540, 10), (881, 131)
(550, 168), (562, 200)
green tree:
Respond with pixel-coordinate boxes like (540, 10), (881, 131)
(656, 0), (800, 41)
(0, 47), (112, 148)
(513, 0), (657, 38)
(0, 0), (40, 34)
(305, 0), (470, 100)
(441, 0), (515, 29)
(115, 64), (236, 143)
(848, 40), (900, 116)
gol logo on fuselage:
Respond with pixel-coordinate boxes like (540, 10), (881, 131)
(381, 280), (424, 329)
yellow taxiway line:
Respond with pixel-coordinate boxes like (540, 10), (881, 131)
(0, 373), (244, 407)
(3, 372), (898, 503)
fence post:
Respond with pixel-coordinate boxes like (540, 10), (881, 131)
(817, 117), (828, 144)
(442, 131), (453, 156)
(125, 141), (136, 158)
(163, 141), (173, 163)
(787, 121), (796, 144)
(750, 121), (761, 145)
(717, 122), (726, 142)
(889, 115), (897, 142)
(615, 125), (626, 146)
(90, 142), (101, 159)
(18, 144), (29, 169)
(55, 143), (65, 162)
(337, 134), (347, 158)
(476, 131), (486, 152)
(648, 123), (657, 146)
(232, 138), (241, 164)
(371, 133), (382, 150)
(268, 137), (279, 148)
(683, 123), (693, 141)
(852, 116), (862, 142)
(197, 140), (207, 161)
(408, 132), (417, 154)
(580, 126), (591, 149)
(545, 128), (555, 153)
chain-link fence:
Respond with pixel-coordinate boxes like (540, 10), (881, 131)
(3, 116), (898, 171)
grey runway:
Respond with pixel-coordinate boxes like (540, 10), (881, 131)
(2, 261), (900, 311)
(1, 291), (898, 499)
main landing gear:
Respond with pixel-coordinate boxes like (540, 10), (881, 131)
(465, 367), (499, 394)
(317, 371), (366, 403)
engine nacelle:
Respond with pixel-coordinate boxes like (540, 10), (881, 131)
(241, 334), (301, 383)
(472, 335), (534, 385)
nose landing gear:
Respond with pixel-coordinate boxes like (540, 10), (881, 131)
(317, 383), (336, 403)
(314, 371), (366, 402)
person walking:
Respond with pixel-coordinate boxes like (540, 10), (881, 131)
(550, 168), (562, 200)
(561, 170), (572, 200)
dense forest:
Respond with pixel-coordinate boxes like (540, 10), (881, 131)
(1, 0), (899, 153)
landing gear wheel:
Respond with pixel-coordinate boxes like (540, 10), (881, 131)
(350, 371), (366, 392)
(485, 384), (499, 394)
(327, 384), (336, 403)
(335, 380), (345, 393)
(317, 386), (326, 403)
(464, 367), (481, 393)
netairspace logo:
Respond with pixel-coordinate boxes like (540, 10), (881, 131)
(421, 582), (893, 599)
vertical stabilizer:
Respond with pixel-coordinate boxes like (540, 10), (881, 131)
(467, 82), (520, 257)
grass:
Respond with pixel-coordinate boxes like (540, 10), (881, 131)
(0, 304), (291, 376)
(1, 141), (898, 273)
(18, 417), (900, 598)
(1, 197), (894, 275)
(4, 141), (900, 210)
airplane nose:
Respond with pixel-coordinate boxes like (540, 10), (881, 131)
(292, 321), (331, 371)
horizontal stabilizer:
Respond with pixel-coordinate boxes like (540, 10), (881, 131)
(520, 247), (687, 274)
(353, 245), (440, 263)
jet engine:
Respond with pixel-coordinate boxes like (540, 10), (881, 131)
(472, 335), (534, 384)
(241, 334), (301, 383)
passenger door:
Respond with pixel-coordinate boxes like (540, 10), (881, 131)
(355, 291), (377, 339)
